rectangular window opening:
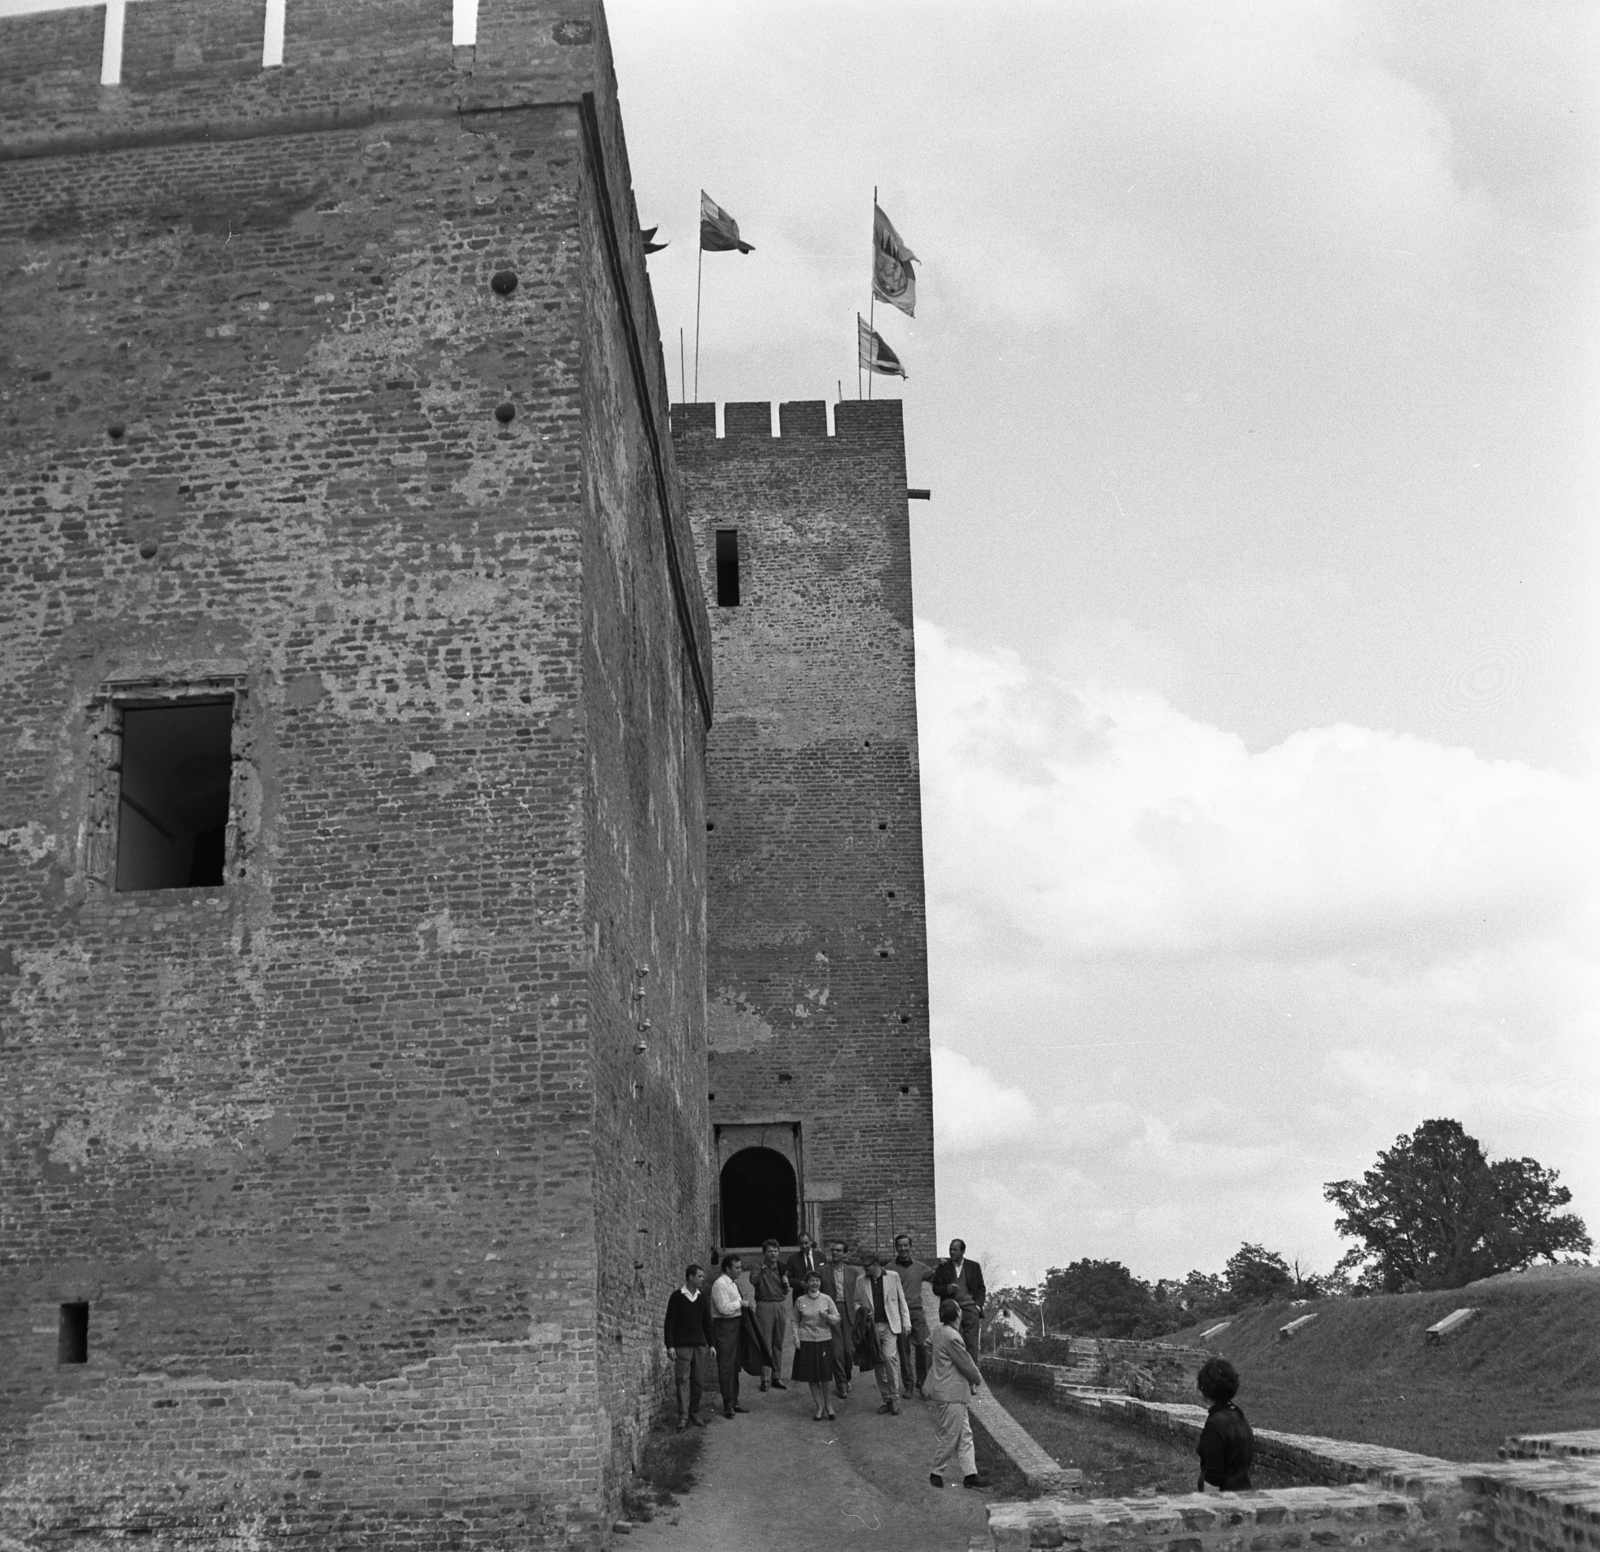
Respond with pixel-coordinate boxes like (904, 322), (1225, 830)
(59, 1303), (89, 1365)
(116, 698), (234, 892)
(452, 0), (478, 46)
(715, 529), (741, 607)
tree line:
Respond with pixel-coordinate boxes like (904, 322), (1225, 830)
(989, 1118), (1590, 1342)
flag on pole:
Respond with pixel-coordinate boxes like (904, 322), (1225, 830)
(858, 315), (908, 378)
(700, 191), (754, 253)
(872, 203), (918, 316)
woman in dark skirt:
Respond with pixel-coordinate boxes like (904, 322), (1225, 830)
(792, 1271), (842, 1420)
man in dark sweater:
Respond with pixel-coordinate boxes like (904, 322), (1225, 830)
(663, 1264), (714, 1430)
(1195, 1357), (1254, 1491)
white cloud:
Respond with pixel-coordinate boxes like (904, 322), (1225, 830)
(931, 1046), (1038, 1155)
(916, 618), (1600, 962)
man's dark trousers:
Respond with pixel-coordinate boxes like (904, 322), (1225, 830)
(673, 1346), (707, 1422)
(959, 1307), (981, 1359)
(897, 1324), (930, 1393)
(712, 1316), (741, 1413)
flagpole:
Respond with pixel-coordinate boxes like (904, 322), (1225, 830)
(867, 185), (877, 402)
(694, 242), (704, 403)
(679, 328), (687, 405)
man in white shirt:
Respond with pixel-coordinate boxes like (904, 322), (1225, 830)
(709, 1254), (750, 1419)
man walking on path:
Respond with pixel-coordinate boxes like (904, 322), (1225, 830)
(663, 1263), (713, 1430)
(710, 1254), (750, 1419)
(752, 1239), (790, 1391)
(927, 1297), (989, 1490)
(933, 1239), (986, 1359)
(892, 1233), (933, 1397)
(820, 1240), (858, 1399)
(854, 1249), (911, 1414)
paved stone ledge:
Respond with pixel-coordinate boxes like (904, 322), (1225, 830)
(987, 1485), (1425, 1552)
(969, 1387), (1084, 1496)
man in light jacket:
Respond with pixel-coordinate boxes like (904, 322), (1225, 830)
(853, 1249), (912, 1415)
(927, 1297), (989, 1490)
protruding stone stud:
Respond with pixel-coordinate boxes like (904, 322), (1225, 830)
(108, 423), (126, 439)
(490, 271), (518, 296)
(138, 541), (158, 559)
(494, 403), (515, 424)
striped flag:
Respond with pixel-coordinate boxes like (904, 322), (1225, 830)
(858, 315), (907, 378)
(872, 204), (918, 317)
(700, 191), (754, 253)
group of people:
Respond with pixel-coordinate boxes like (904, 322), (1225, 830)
(662, 1233), (994, 1490)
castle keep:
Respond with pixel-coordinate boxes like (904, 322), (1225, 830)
(676, 400), (935, 1259)
(0, 0), (933, 1545)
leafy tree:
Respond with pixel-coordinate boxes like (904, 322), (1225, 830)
(1324, 1118), (1591, 1292)
(1041, 1259), (1158, 1338)
(1175, 1269), (1231, 1321)
(1225, 1243), (1296, 1305)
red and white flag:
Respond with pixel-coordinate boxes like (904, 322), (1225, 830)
(872, 203), (918, 317)
(700, 191), (754, 253)
(858, 315), (908, 378)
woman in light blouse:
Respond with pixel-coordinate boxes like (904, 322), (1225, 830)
(791, 1271), (842, 1420)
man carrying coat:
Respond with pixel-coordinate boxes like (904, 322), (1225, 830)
(853, 1249), (912, 1415)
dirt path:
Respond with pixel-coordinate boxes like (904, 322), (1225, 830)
(626, 1378), (990, 1552)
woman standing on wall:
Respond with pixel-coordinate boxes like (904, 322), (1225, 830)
(792, 1271), (842, 1420)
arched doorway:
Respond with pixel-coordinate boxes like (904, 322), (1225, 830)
(719, 1147), (798, 1249)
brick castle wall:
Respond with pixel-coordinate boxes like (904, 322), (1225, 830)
(0, 1), (710, 1546)
(671, 399), (935, 1259)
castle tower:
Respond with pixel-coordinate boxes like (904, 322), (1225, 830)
(0, 1), (712, 1545)
(672, 399), (936, 1260)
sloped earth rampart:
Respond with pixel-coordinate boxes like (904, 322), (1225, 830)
(1164, 1280), (1600, 1460)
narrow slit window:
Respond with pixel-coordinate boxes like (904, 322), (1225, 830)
(59, 1303), (88, 1364)
(715, 529), (740, 607)
(116, 699), (234, 892)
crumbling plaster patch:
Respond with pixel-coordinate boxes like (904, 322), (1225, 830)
(707, 990), (775, 1052)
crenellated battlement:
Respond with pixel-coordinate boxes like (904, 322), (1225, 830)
(670, 398), (904, 448)
(0, 0), (608, 156)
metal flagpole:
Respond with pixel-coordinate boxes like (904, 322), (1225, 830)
(694, 241), (704, 403)
(679, 328), (686, 405)
(867, 185), (877, 401)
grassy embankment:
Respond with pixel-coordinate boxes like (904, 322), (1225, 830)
(1163, 1274), (1600, 1461)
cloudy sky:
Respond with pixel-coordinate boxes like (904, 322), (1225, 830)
(7, 0), (1595, 1288)
(603, 0), (1600, 1286)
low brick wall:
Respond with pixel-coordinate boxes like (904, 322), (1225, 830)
(1469, 1461), (1600, 1552)
(989, 1485), (1438, 1552)
(980, 1358), (1600, 1552)
(1500, 1431), (1600, 1462)
(1003, 1341), (1203, 1401)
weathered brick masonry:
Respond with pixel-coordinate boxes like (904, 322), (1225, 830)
(673, 399), (936, 1257)
(0, 0), (713, 1546)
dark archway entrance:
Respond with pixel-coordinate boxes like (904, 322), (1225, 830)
(719, 1147), (798, 1249)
